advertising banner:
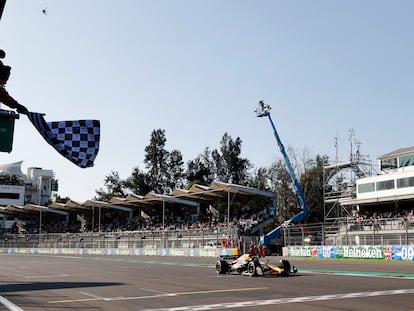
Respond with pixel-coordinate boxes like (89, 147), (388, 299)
(288, 245), (414, 261)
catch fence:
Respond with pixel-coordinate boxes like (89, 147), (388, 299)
(0, 217), (413, 251)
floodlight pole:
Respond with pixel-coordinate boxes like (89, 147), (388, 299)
(227, 192), (230, 234)
(162, 200), (165, 229)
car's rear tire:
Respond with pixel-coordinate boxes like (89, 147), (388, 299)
(216, 260), (228, 274)
(280, 259), (291, 276)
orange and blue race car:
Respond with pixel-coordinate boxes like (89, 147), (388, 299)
(215, 254), (297, 277)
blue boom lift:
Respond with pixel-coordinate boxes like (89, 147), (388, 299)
(255, 100), (308, 247)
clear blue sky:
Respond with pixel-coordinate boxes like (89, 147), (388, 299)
(1, 1), (413, 202)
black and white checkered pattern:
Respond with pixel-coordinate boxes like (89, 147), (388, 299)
(27, 112), (100, 168)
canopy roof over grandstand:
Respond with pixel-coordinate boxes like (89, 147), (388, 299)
(211, 181), (276, 198)
(31, 200), (133, 233)
(1, 199), (133, 216)
(82, 200), (133, 213)
(0, 161), (25, 177)
(171, 181), (276, 206)
(0, 204), (68, 216)
(0, 181), (275, 231)
(63, 200), (92, 210)
(112, 192), (200, 207)
(109, 194), (145, 206)
(48, 201), (73, 211)
(107, 181), (276, 228)
(0, 204), (69, 235)
(109, 192), (201, 227)
(110, 181), (276, 208)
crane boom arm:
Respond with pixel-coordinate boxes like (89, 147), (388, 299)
(256, 101), (308, 246)
(267, 114), (307, 212)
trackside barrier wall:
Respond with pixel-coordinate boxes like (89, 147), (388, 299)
(285, 245), (414, 261)
(0, 247), (239, 257)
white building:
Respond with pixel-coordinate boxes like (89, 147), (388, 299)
(341, 146), (414, 212)
(0, 161), (56, 206)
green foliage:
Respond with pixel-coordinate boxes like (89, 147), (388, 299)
(94, 127), (330, 223)
(247, 167), (270, 191)
(301, 154), (328, 222)
(54, 195), (70, 204)
(186, 147), (215, 186)
(94, 170), (126, 201)
(212, 132), (251, 184)
(124, 166), (151, 196)
(166, 149), (185, 191)
(144, 129), (170, 194)
(268, 159), (297, 220)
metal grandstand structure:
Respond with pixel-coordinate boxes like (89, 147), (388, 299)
(323, 129), (375, 222)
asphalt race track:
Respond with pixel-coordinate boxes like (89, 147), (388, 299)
(0, 254), (413, 311)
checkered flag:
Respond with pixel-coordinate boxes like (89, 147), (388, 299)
(26, 112), (100, 168)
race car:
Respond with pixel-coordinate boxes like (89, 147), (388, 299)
(215, 254), (297, 277)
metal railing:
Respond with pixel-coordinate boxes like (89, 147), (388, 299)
(282, 217), (414, 246)
(0, 227), (234, 249)
(1, 217), (413, 249)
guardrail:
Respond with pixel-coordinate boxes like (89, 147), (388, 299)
(0, 228), (235, 249)
(1, 217), (413, 250)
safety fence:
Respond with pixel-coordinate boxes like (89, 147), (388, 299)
(280, 218), (414, 247)
(0, 217), (413, 251)
(0, 228), (236, 250)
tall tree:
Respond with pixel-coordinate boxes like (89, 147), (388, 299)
(144, 129), (170, 194)
(166, 149), (185, 192)
(94, 171), (126, 201)
(300, 154), (328, 222)
(212, 133), (251, 184)
(124, 166), (152, 196)
(247, 167), (270, 191)
(268, 159), (297, 222)
(186, 147), (215, 186)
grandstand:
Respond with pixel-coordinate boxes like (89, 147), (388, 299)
(322, 146), (414, 246)
(1, 146), (414, 251)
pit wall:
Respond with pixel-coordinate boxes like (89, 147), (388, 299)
(284, 245), (414, 261)
(0, 247), (239, 258)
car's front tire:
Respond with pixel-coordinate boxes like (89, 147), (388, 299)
(216, 260), (229, 274)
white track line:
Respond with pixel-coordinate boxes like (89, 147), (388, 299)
(19, 274), (68, 279)
(138, 288), (414, 311)
(0, 295), (24, 311)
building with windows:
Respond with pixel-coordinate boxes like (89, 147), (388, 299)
(0, 161), (56, 206)
(341, 146), (414, 212)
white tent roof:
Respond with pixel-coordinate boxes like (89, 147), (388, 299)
(0, 161), (24, 177)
